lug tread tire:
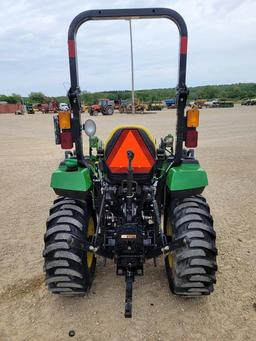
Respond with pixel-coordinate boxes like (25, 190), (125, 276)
(188, 222), (216, 238)
(45, 260), (69, 270)
(46, 210), (73, 224)
(173, 202), (209, 215)
(50, 199), (77, 213)
(43, 197), (96, 295)
(54, 217), (83, 230)
(44, 225), (71, 239)
(165, 195), (217, 296)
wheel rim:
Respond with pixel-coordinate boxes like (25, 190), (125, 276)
(166, 217), (174, 268)
(87, 217), (95, 268)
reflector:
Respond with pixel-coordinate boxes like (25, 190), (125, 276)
(185, 129), (198, 148)
(58, 111), (71, 129)
(60, 131), (73, 149)
(106, 129), (155, 173)
(187, 109), (199, 128)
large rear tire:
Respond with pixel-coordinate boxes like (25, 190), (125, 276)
(102, 105), (114, 115)
(164, 195), (217, 296)
(43, 197), (96, 295)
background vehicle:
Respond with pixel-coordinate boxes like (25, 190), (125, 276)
(241, 98), (256, 105)
(193, 99), (207, 108)
(205, 100), (234, 108)
(204, 100), (219, 108)
(88, 99), (114, 115)
(147, 102), (164, 111)
(165, 98), (176, 108)
(119, 99), (146, 113)
(43, 8), (217, 318)
(59, 103), (69, 111)
(37, 100), (59, 113)
(14, 101), (35, 115)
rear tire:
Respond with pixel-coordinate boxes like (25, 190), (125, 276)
(102, 105), (114, 115)
(43, 197), (96, 295)
(164, 195), (217, 296)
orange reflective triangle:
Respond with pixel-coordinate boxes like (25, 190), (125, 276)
(106, 129), (155, 173)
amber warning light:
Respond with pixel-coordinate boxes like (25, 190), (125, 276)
(185, 109), (199, 148)
(56, 111), (73, 149)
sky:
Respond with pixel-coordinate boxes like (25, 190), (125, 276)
(0, 0), (255, 96)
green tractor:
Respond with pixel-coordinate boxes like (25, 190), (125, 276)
(43, 8), (217, 318)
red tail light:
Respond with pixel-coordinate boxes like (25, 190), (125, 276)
(60, 131), (73, 149)
(185, 129), (198, 148)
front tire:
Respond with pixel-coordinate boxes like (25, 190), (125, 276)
(43, 197), (96, 295)
(164, 195), (217, 296)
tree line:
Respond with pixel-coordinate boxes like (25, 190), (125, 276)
(1, 83), (256, 105)
(79, 83), (256, 104)
(0, 92), (49, 104)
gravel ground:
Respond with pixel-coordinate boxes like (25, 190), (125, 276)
(0, 105), (256, 341)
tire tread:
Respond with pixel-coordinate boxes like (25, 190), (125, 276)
(165, 195), (217, 296)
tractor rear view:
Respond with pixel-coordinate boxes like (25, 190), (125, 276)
(43, 8), (217, 318)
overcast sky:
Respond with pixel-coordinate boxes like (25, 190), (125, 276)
(0, 0), (255, 96)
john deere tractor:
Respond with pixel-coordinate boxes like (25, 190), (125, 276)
(43, 8), (217, 318)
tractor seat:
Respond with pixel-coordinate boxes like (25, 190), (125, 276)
(104, 125), (156, 183)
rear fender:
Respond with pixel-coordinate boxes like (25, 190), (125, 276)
(51, 161), (92, 200)
(166, 161), (208, 198)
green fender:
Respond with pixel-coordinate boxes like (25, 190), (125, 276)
(166, 162), (208, 192)
(51, 158), (92, 198)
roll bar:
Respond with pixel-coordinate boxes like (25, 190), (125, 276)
(67, 8), (189, 165)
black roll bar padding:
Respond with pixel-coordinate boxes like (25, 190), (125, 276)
(67, 8), (188, 164)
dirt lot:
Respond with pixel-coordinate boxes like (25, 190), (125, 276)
(0, 105), (256, 341)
